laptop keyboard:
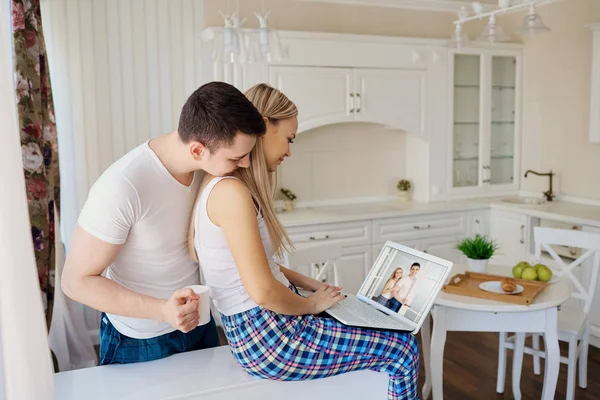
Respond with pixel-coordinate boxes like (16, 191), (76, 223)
(336, 296), (402, 327)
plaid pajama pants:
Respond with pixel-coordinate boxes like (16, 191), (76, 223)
(220, 305), (420, 400)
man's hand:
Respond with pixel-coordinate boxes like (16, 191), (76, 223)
(160, 288), (200, 333)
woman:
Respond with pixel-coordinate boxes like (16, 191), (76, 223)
(374, 268), (404, 307)
(189, 83), (419, 399)
(389, 263), (421, 312)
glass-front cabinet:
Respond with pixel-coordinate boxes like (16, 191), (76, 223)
(449, 49), (521, 194)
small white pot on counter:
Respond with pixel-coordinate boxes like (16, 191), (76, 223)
(467, 258), (489, 273)
(398, 190), (410, 202)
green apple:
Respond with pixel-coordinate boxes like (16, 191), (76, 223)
(512, 265), (525, 279)
(512, 261), (531, 278)
(537, 266), (553, 282)
(532, 263), (547, 272)
(521, 268), (538, 281)
(517, 261), (532, 269)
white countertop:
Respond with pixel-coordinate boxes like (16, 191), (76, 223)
(277, 197), (600, 228)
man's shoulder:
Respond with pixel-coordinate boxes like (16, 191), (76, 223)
(95, 143), (154, 189)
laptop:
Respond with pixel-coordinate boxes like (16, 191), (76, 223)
(319, 241), (453, 335)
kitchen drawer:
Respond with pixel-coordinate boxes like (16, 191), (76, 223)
(286, 220), (371, 248)
(373, 212), (467, 243)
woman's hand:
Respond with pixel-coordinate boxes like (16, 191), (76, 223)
(307, 284), (344, 314)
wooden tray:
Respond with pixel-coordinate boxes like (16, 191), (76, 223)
(442, 271), (550, 305)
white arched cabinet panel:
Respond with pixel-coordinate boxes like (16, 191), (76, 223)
(270, 66), (354, 132)
(354, 68), (426, 136)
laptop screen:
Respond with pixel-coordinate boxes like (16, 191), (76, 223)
(357, 241), (453, 327)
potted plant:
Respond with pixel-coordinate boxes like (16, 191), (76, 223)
(280, 188), (297, 212)
(456, 234), (499, 273)
(397, 179), (412, 201)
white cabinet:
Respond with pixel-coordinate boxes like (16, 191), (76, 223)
(339, 245), (373, 294)
(286, 220), (372, 294)
(467, 211), (489, 236)
(371, 212), (469, 265)
(353, 68), (425, 134)
(270, 66), (354, 131)
(489, 209), (528, 266)
(448, 49), (522, 195)
(271, 66), (426, 136)
(423, 235), (465, 265)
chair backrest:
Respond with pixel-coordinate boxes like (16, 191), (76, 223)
(534, 226), (600, 315)
(286, 243), (343, 287)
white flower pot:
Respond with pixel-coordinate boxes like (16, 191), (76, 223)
(398, 190), (410, 202)
(284, 199), (295, 212)
(467, 258), (489, 273)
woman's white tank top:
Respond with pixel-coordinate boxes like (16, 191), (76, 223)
(193, 176), (290, 316)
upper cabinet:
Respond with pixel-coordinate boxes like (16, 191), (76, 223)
(353, 68), (426, 134)
(270, 66), (354, 131)
(271, 66), (426, 135)
(203, 29), (524, 202)
(448, 49), (522, 195)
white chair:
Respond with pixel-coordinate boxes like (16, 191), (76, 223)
(496, 227), (600, 400)
(286, 242), (343, 288)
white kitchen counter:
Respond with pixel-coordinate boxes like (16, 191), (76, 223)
(277, 199), (488, 227)
(488, 199), (600, 228)
(277, 197), (600, 228)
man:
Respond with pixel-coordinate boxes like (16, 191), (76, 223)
(62, 82), (266, 365)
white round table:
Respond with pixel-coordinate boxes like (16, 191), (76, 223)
(420, 264), (571, 400)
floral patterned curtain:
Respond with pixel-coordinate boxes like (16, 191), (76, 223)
(12, 0), (60, 328)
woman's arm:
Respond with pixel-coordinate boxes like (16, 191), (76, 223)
(278, 265), (323, 291)
(278, 265), (342, 293)
(381, 280), (395, 295)
(208, 179), (342, 315)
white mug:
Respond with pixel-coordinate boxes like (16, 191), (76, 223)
(183, 285), (211, 326)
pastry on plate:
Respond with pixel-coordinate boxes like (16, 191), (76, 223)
(501, 278), (517, 293)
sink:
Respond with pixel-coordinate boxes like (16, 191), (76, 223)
(500, 197), (546, 205)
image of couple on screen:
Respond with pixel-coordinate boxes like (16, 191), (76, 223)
(373, 262), (421, 313)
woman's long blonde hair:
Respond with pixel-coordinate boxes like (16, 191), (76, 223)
(188, 83), (298, 261)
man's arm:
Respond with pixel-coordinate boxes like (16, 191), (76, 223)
(61, 225), (201, 333)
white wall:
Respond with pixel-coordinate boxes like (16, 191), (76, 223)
(42, 0), (207, 247)
(503, 0), (600, 201)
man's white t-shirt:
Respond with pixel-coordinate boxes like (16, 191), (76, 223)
(78, 141), (202, 339)
(395, 276), (417, 300)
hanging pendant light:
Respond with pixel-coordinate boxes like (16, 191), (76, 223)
(451, 22), (470, 49)
(203, 0), (286, 65)
(516, 3), (550, 36)
(253, 7), (286, 63)
(476, 14), (510, 44)
(208, 11), (244, 64)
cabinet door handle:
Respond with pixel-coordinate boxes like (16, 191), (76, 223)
(475, 219), (480, 224)
(356, 93), (361, 113)
(482, 165), (491, 183)
(413, 224), (432, 230)
(309, 234), (330, 241)
(349, 93), (354, 113)
(520, 224), (525, 244)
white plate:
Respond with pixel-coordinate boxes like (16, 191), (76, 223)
(479, 281), (524, 295)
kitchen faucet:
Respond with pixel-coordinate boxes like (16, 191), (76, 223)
(524, 170), (555, 201)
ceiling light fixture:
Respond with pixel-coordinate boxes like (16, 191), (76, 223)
(451, 0), (552, 48)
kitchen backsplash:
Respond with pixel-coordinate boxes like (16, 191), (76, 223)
(276, 123), (406, 204)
